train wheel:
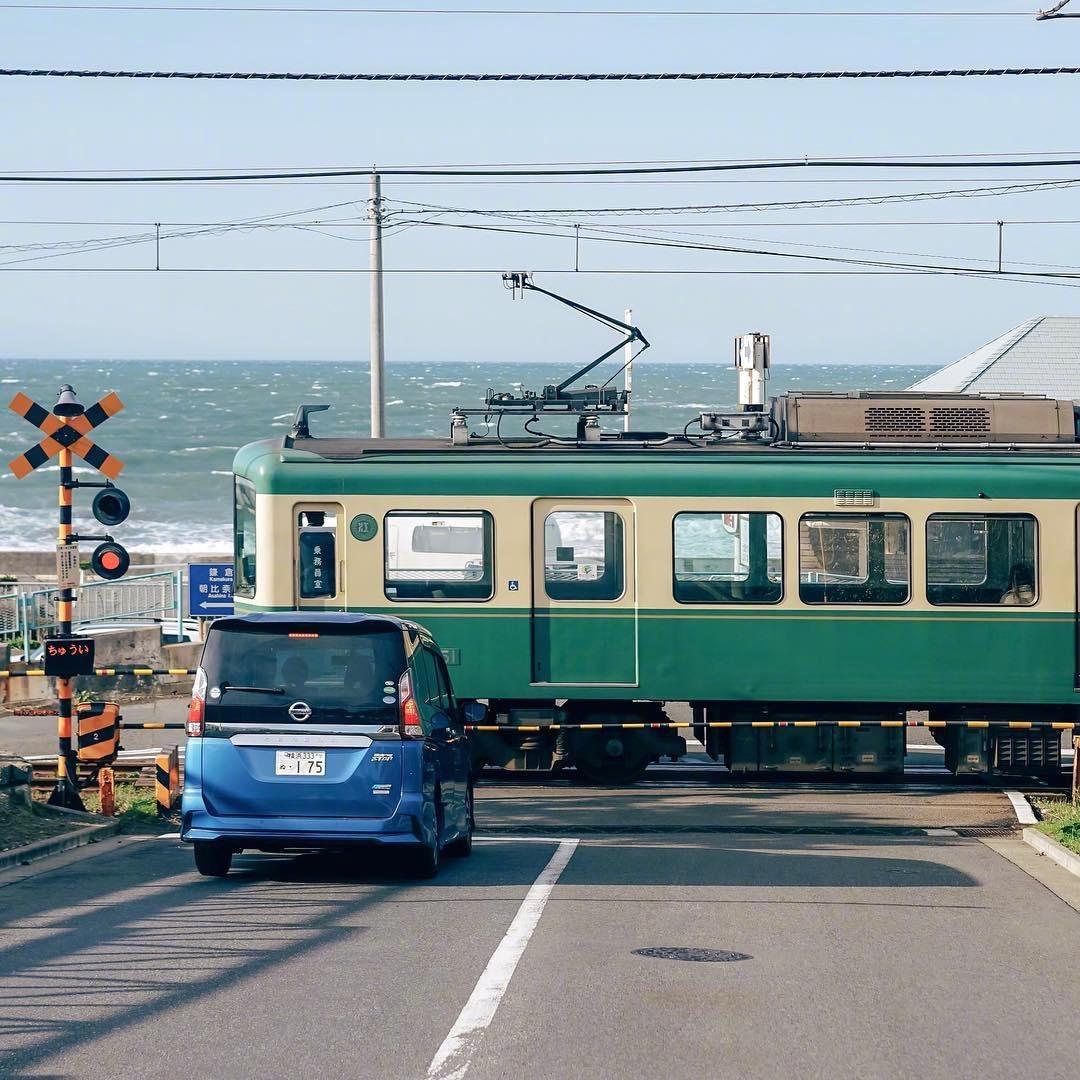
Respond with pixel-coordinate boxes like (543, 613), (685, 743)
(566, 729), (652, 785)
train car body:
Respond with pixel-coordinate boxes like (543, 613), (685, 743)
(231, 392), (1080, 782)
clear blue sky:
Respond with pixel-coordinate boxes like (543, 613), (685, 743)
(3, 1), (1080, 367)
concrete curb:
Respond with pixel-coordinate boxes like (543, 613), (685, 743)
(1022, 826), (1080, 880)
(0, 818), (122, 872)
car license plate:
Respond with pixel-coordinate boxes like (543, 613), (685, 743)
(275, 750), (326, 776)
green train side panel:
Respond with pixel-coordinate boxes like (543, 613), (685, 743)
(235, 603), (1076, 706)
(532, 613), (636, 685)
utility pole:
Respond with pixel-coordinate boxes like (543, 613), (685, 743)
(369, 169), (386, 439)
(623, 307), (633, 433)
(997, 220), (1004, 273)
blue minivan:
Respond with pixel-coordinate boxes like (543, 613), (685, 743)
(180, 612), (475, 878)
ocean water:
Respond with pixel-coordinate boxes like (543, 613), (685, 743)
(0, 359), (935, 551)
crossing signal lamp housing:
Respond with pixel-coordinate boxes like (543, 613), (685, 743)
(91, 485), (130, 527)
(91, 541), (130, 581)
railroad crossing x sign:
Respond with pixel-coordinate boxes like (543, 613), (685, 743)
(7, 390), (125, 480)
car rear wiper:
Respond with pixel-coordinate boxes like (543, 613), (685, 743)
(220, 684), (285, 696)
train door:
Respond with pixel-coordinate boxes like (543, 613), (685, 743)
(530, 499), (638, 686)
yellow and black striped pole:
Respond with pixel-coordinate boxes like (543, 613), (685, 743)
(49, 443), (83, 810)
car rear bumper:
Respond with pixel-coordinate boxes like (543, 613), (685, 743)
(180, 797), (427, 850)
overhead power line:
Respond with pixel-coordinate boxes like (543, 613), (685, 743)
(387, 178), (1080, 216)
(5, 157), (1080, 183)
(4, 65), (1080, 83)
(0, 3), (1038, 16)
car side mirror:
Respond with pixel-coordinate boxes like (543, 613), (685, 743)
(462, 701), (487, 725)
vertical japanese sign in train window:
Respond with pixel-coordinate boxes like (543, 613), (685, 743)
(297, 510), (337, 599)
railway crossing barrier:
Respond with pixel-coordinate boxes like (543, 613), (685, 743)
(463, 720), (1078, 731)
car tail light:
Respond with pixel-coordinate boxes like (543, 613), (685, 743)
(186, 667), (207, 737)
(398, 669), (423, 738)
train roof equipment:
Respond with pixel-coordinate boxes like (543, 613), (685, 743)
(278, 275), (1080, 458)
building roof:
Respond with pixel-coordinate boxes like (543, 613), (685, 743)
(909, 316), (1080, 397)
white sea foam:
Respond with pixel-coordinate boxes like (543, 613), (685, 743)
(430, 380), (462, 388)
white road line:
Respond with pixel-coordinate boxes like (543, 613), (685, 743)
(474, 835), (577, 844)
(1005, 790), (1038, 825)
(427, 838), (579, 1080)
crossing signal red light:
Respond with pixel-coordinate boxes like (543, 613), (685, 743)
(91, 541), (130, 581)
(92, 486), (130, 527)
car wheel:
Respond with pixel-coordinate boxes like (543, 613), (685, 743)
(193, 842), (232, 878)
(446, 786), (474, 858)
(410, 800), (441, 878)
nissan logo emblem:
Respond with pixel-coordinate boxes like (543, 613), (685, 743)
(288, 700), (313, 723)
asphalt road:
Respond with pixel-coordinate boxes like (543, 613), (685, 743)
(1, 783), (1078, 1080)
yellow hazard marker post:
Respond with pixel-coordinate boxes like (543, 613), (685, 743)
(155, 746), (180, 816)
(7, 383), (128, 811)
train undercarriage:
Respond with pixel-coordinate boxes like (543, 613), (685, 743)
(468, 699), (1075, 784)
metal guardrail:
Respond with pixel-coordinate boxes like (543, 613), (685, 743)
(0, 570), (183, 647)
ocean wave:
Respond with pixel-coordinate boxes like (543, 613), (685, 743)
(430, 380), (463, 388)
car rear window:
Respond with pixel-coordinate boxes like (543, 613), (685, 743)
(201, 622), (405, 724)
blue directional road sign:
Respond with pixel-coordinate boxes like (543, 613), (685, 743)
(188, 562), (235, 618)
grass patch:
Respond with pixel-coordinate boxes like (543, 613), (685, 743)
(1031, 797), (1080, 856)
(0, 801), (85, 853)
(82, 784), (177, 833)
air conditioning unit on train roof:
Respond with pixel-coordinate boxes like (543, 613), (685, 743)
(771, 391), (1078, 444)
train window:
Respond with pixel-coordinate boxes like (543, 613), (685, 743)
(544, 511), (624, 601)
(297, 510), (337, 598)
(926, 515), (1037, 606)
(799, 513), (910, 605)
(673, 512), (783, 604)
(384, 511), (493, 601)
(233, 478), (257, 599)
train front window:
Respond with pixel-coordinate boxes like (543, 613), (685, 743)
(297, 509), (338, 599)
(233, 478), (256, 599)
(799, 513), (910, 605)
(544, 511), (624, 601)
(926, 515), (1037, 606)
(384, 511), (493, 601)
(673, 512), (783, 604)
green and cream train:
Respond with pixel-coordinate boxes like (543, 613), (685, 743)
(231, 390), (1079, 782)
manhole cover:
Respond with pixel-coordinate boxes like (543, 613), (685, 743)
(632, 947), (751, 963)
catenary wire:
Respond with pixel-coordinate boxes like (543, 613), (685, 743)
(3, 66), (1080, 84)
(0, 4), (1039, 17)
(6, 158), (1080, 183)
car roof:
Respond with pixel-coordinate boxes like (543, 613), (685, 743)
(211, 611), (413, 633)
